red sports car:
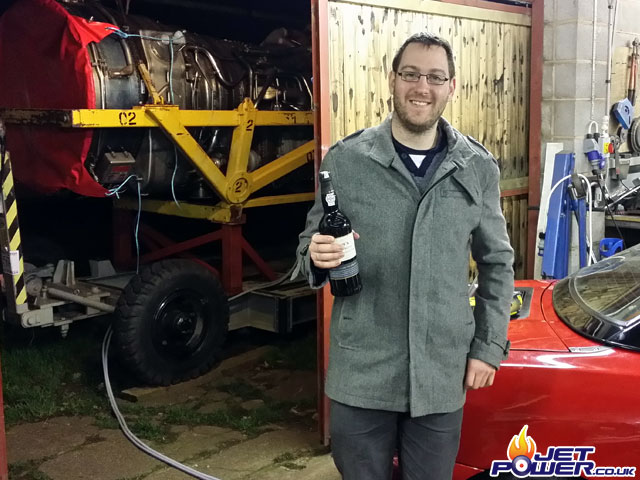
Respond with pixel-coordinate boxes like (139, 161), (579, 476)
(454, 245), (640, 479)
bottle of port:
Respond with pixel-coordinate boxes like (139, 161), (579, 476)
(318, 171), (362, 297)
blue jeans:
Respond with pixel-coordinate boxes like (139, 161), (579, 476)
(330, 400), (463, 480)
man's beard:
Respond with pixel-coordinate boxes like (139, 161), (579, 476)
(392, 93), (445, 134)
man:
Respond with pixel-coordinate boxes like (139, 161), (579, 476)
(296, 33), (514, 479)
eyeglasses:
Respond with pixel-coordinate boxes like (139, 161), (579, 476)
(396, 71), (449, 85)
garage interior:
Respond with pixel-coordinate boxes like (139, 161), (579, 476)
(0, 0), (639, 479)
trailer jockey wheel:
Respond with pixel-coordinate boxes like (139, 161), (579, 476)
(114, 259), (229, 386)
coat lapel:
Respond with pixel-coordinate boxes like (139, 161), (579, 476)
(368, 116), (420, 196)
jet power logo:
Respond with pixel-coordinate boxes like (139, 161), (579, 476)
(490, 425), (636, 477)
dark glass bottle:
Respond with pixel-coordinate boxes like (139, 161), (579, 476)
(318, 171), (362, 297)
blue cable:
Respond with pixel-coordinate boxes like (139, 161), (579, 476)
(105, 27), (176, 103)
(105, 174), (137, 199)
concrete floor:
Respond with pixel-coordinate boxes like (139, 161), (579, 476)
(6, 346), (341, 480)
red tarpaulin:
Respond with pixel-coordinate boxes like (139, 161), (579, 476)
(0, 0), (117, 196)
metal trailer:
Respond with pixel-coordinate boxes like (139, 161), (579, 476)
(0, 90), (317, 386)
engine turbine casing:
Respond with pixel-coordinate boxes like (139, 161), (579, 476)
(0, 0), (313, 199)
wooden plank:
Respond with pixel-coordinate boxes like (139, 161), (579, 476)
(486, 22), (498, 160)
(380, 6), (392, 121)
(368, 6), (383, 126)
(442, 0), (531, 16)
(519, 26), (529, 178)
(354, 4), (368, 130)
(329, 4), (345, 142)
(519, 197), (528, 280)
(440, 13), (454, 125)
(495, 22), (505, 175)
(477, 20), (487, 148)
(326, 1), (531, 271)
(512, 193), (522, 278)
(336, 0), (531, 26)
(500, 176), (528, 191)
(451, 16), (463, 129)
(513, 26), (522, 178)
(343, 5), (357, 136)
(502, 25), (513, 180)
(460, 19), (472, 136)
(469, 20), (480, 141)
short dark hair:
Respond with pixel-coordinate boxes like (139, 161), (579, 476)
(391, 33), (456, 79)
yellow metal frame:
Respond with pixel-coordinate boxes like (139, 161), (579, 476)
(0, 99), (314, 223)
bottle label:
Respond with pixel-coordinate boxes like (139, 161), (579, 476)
(335, 232), (356, 261)
(325, 192), (336, 207)
(329, 258), (359, 280)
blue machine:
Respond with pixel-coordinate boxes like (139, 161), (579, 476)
(613, 98), (634, 130)
(540, 152), (588, 279)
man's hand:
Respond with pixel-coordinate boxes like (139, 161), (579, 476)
(309, 231), (359, 269)
(464, 358), (496, 391)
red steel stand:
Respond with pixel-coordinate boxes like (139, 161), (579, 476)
(113, 209), (277, 297)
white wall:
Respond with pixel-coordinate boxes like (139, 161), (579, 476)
(542, 0), (640, 170)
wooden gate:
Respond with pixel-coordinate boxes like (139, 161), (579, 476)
(311, 0), (543, 445)
(327, 0), (531, 278)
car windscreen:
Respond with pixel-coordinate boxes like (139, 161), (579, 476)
(553, 243), (640, 352)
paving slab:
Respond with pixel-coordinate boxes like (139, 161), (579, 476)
(121, 346), (273, 404)
(7, 416), (100, 463)
(239, 399), (264, 410)
(38, 429), (163, 480)
(254, 453), (341, 480)
(149, 429), (320, 480)
(125, 386), (209, 408)
(196, 401), (228, 414)
(159, 426), (247, 461)
(263, 371), (317, 402)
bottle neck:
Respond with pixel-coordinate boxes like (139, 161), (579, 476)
(320, 180), (339, 212)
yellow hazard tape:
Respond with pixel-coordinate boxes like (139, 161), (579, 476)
(0, 154), (26, 305)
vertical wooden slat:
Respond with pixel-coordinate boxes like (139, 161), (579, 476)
(329, 5), (344, 142)
(477, 20), (487, 148)
(520, 197), (528, 278)
(327, 1), (531, 277)
(452, 17), (463, 128)
(344, 6), (357, 135)
(495, 23), (505, 171)
(486, 22), (498, 159)
(512, 194), (522, 278)
(503, 26), (513, 180)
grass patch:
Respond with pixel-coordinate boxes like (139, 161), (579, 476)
(8, 460), (53, 480)
(1, 320), (318, 442)
(1, 322), (111, 425)
(163, 400), (293, 436)
(261, 333), (316, 371)
(128, 417), (173, 443)
(94, 413), (120, 430)
(273, 452), (297, 463)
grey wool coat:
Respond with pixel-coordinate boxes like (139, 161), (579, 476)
(296, 116), (514, 417)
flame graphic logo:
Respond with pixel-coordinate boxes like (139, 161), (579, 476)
(507, 425), (537, 461)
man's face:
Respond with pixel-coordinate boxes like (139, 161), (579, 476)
(389, 43), (456, 134)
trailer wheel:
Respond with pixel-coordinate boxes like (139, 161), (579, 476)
(114, 259), (229, 385)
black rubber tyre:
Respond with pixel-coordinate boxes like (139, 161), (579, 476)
(113, 259), (229, 385)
